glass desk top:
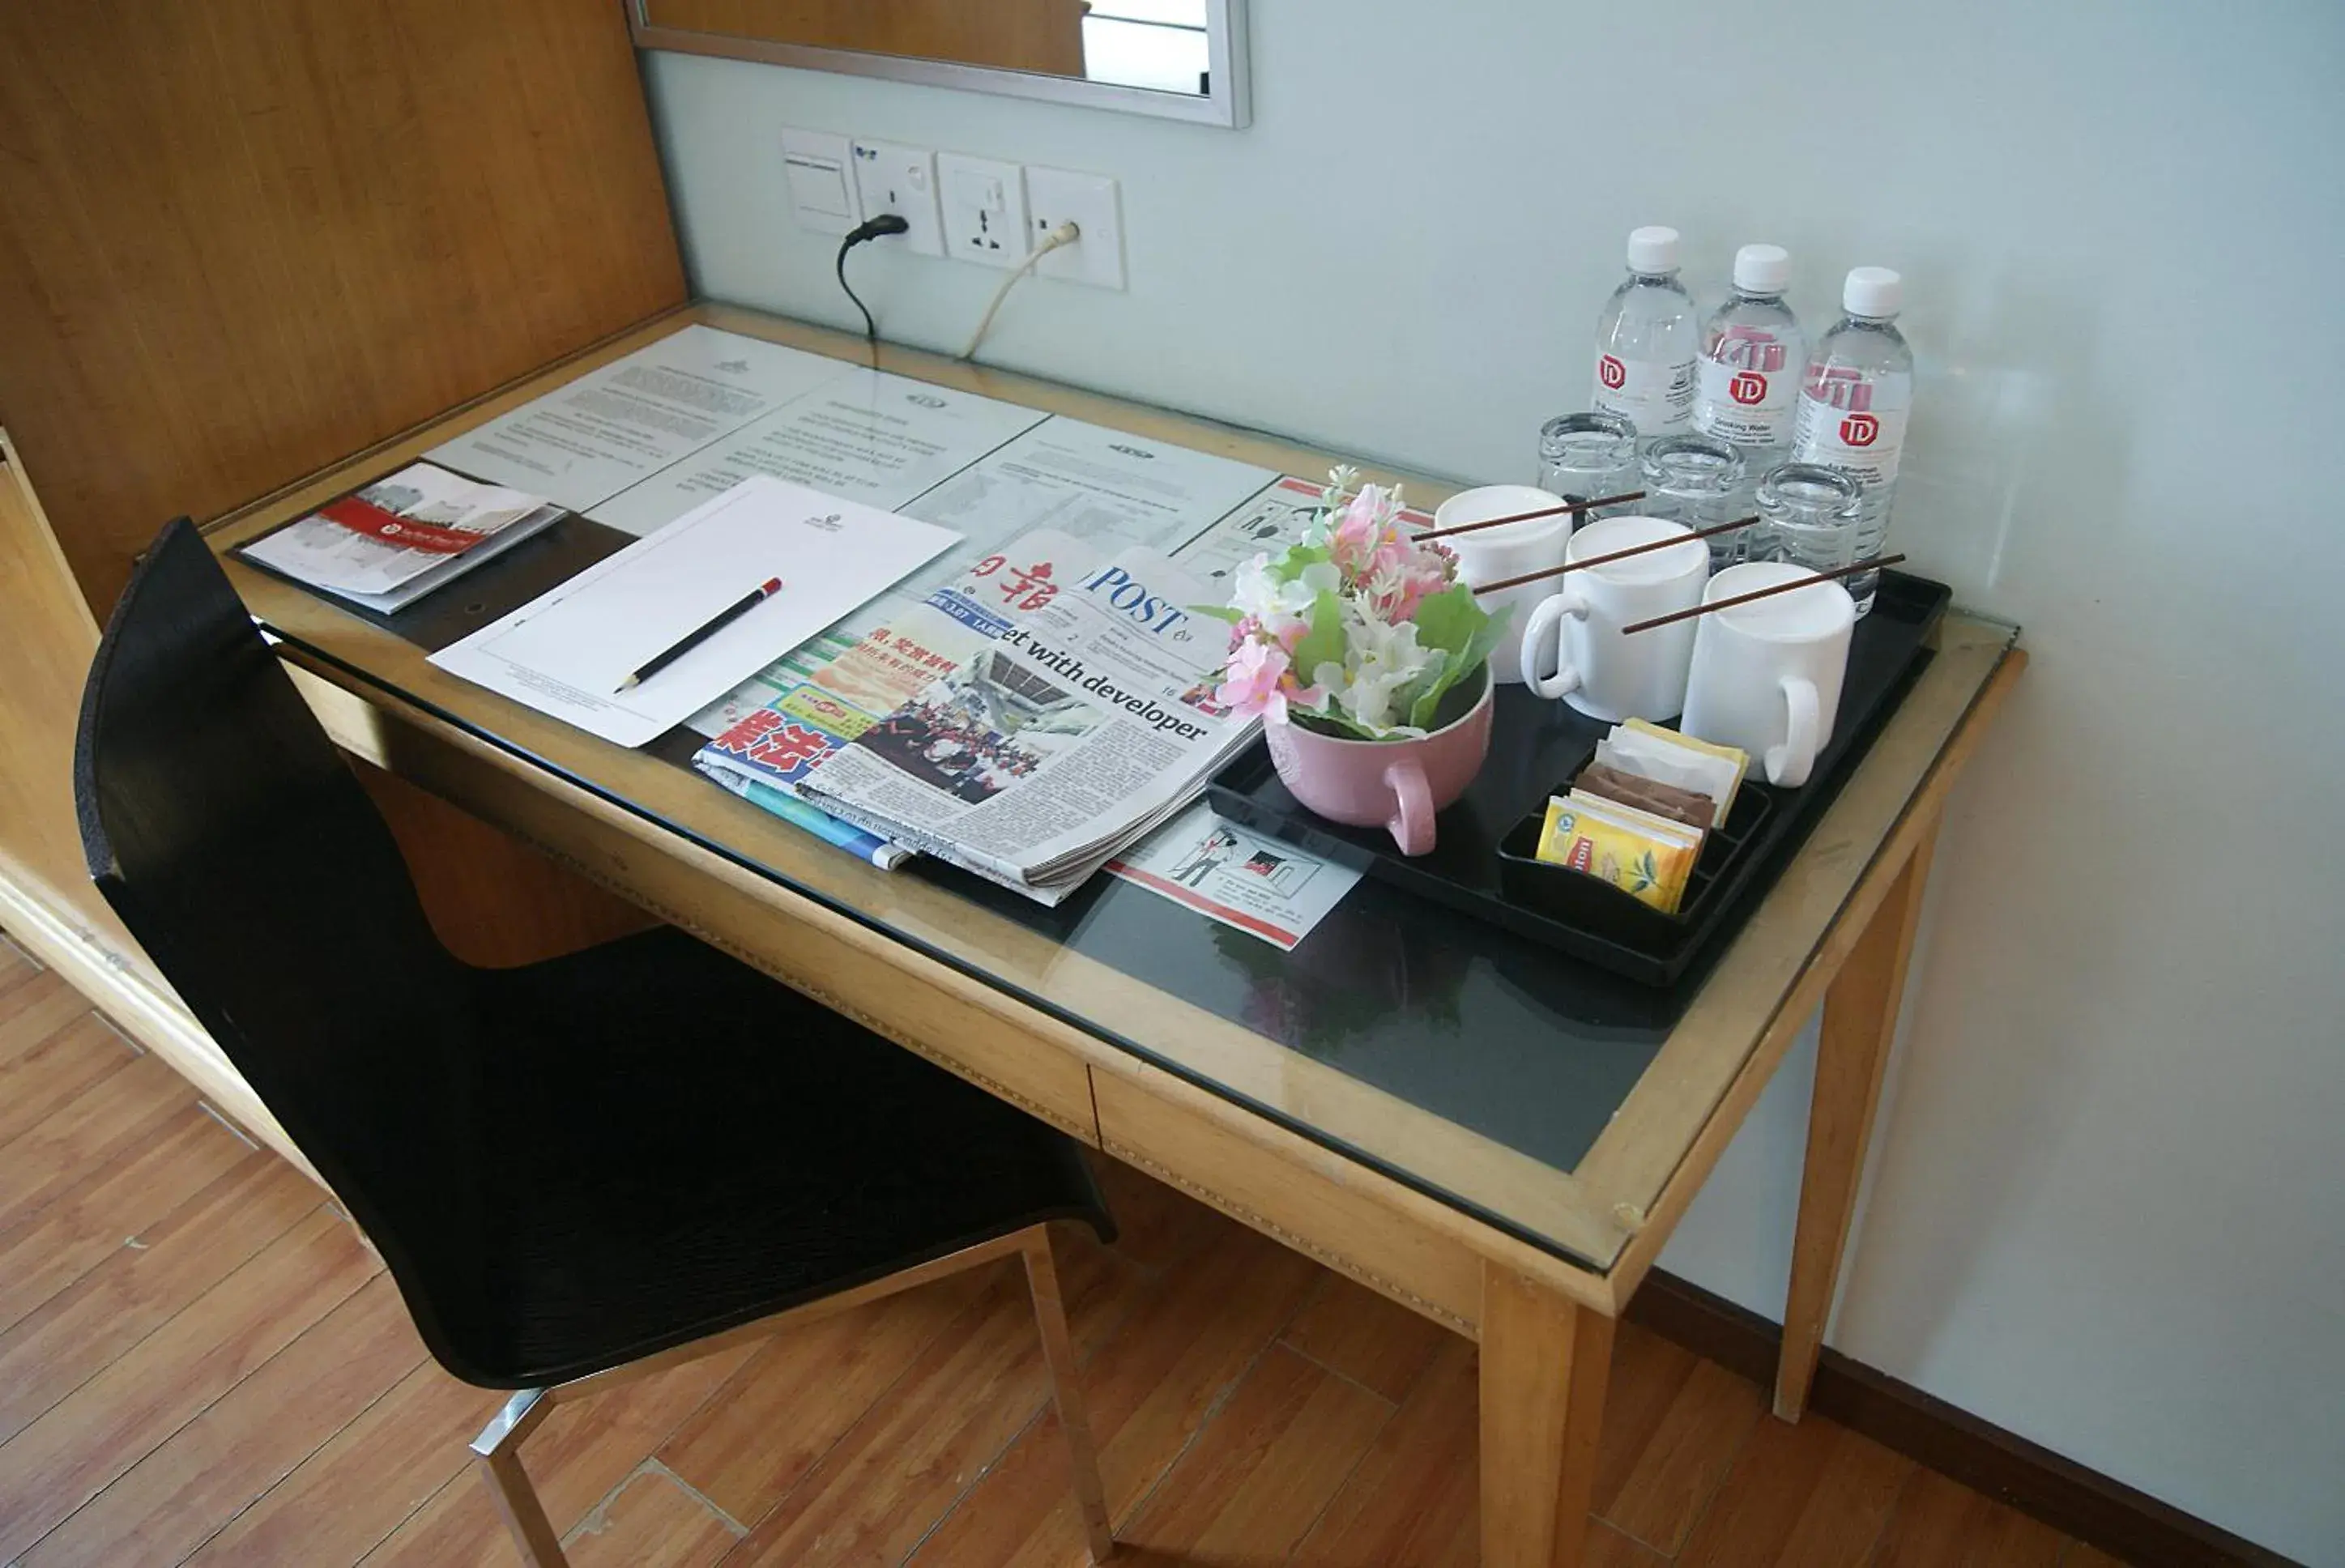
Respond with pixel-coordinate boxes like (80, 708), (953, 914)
(210, 305), (2021, 1276)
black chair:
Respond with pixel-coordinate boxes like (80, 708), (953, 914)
(74, 519), (1117, 1566)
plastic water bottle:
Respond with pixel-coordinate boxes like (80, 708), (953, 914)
(1693, 244), (1804, 475)
(1591, 227), (1698, 443)
(1791, 267), (1911, 616)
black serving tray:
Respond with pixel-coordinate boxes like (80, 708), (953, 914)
(1205, 569), (1952, 989)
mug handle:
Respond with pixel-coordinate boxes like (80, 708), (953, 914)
(1384, 756), (1436, 856)
(1767, 676), (1821, 787)
(1520, 589), (1590, 699)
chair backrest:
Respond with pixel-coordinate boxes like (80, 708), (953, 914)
(75, 518), (492, 1363)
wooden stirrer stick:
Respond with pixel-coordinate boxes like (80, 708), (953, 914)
(1470, 516), (1760, 597)
(1412, 490), (1645, 543)
(1620, 555), (1907, 636)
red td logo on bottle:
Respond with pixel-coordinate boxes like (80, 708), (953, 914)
(1729, 372), (1767, 405)
(1597, 354), (1627, 390)
(1840, 411), (1880, 446)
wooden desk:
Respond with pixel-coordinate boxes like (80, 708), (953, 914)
(206, 302), (2023, 1568)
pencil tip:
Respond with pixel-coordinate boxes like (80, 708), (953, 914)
(615, 675), (638, 693)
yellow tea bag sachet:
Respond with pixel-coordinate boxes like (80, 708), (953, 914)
(1535, 792), (1703, 914)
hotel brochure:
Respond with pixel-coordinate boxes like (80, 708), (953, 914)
(237, 462), (564, 612)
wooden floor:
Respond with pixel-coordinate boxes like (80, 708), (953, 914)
(0, 932), (2127, 1568)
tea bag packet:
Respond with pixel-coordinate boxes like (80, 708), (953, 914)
(1575, 762), (1712, 831)
(1597, 719), (1749, 828)
(1535, 793), (1703, 914)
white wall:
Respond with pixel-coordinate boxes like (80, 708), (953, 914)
(641, 4), (2345, 1557)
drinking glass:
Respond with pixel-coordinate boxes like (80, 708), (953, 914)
(1639, 433), (1748, 571)
(1536, 411), (1639, 522)
(1752, 462), (1865, 603)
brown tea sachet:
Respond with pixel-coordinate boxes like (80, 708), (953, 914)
(1575, 762), (1713, 830)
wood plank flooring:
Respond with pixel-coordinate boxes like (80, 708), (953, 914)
(0, 933), (2125, 1566)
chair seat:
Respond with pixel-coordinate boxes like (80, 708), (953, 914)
(454, 926), (1108, 1387)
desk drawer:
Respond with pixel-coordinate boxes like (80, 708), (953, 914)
(1092, 1064), (1484, 1336)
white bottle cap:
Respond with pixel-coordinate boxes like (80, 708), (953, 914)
(1626, 226), (1681, 274)
(1843, 266), (1903, 317)
(1733, 244), (1790, 294)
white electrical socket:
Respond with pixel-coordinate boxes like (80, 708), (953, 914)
(849, 139), (944, 257)
(780, 128), (860, 236)
(937, 153), (1030, 268)
(1025, 167), (1125, 290)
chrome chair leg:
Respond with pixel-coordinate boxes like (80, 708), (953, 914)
(472, 1387), (568, 1568)
(1023, 1229), (1115, 1562)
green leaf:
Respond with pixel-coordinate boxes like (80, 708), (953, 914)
(1409, 583), (1486, 658)
(1189, 603), (1244, 623)
(1456, 599), (1511, 679)
(1405, 651), (1464, 731)
(1294, 706), (1400, 741)
(1289, 589), (1348, 686)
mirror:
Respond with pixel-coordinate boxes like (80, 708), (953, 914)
(631, 0), (1251, 127)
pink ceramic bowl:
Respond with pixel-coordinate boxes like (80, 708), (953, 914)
(1264, 671), (1494, 856)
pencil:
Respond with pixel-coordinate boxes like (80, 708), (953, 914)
(616, 576), (783, 693)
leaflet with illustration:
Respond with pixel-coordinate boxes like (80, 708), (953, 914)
(1168, 474), (1434, 602)
(1105, 801), (1362, 951)
(782, 530), (1257, 904)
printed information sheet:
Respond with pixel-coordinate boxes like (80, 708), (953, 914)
(589, 369), (1048, 535)
(1106, 801), (1362, 950)
(426, 326), (854, 510)
(898, 418), (1278, 601)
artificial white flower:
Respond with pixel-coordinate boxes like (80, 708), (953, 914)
(1230, 552), (1322, 635)
(1316, 608), (1437, 733)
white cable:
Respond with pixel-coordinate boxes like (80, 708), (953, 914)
(960, 221), (1081, 360)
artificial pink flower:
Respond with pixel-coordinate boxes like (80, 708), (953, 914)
(1214, 636), (1292, 718)
(1330, 486), (1392, 574)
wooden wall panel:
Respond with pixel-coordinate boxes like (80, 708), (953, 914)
(352, 762), (656, 969)
(0, 0), (687, 615)
(0, 435), (140, 962)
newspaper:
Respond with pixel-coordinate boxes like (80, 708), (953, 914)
(787, 530), (1255, 903)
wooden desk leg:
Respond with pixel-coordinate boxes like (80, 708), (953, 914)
(1481, 1263), (1616, 1568)
(1774, 819), (1942, 1422)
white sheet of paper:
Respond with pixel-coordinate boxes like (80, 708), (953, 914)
(425, 326), (855, 509)
(1106, 802), (1362, 950)
(428, 477), (959, 748)
(588, 369), (1048, 535)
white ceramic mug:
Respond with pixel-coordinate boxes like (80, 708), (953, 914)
(1431, 485), (1571, 685)
(1679, 561), (1857, 787)
(1518, 515), (1708, 722)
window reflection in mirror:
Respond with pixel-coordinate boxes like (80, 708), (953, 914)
(639, 0), (1214, 96)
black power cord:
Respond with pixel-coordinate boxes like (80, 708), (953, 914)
(835, 214), (910, 345)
